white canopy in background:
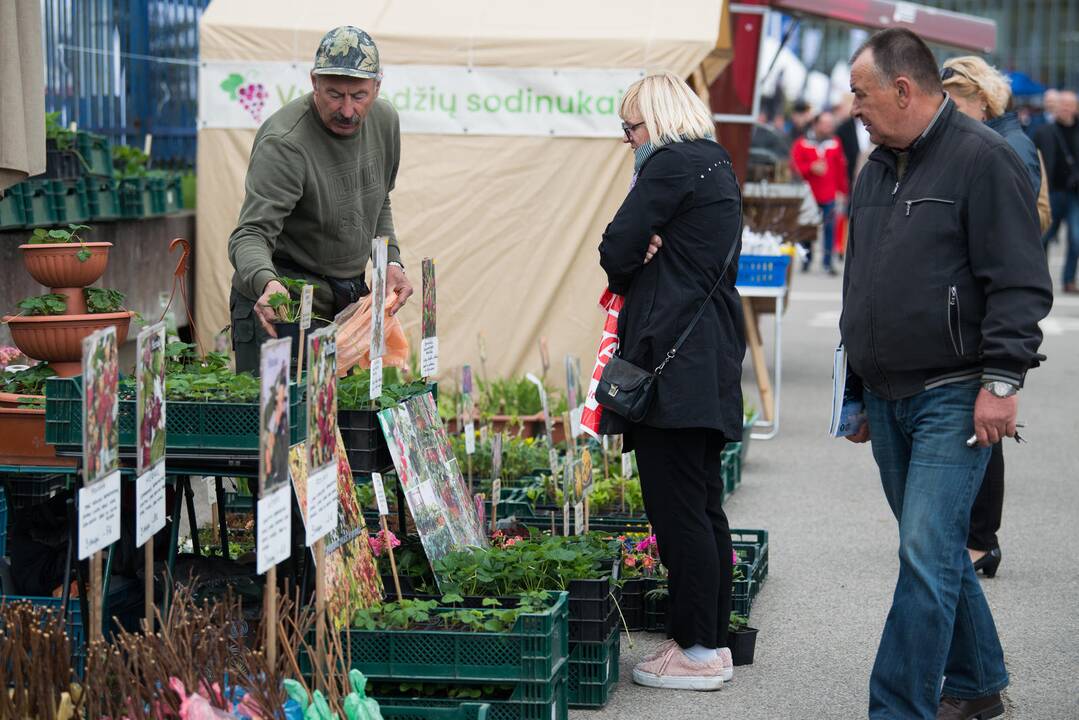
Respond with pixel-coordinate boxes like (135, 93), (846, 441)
(197, 0), (729, 379)
(0, 0), (45, 190)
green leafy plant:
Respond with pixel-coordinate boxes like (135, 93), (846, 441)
(728, 613), (750, 632)
(1, 363), (55, 396)
(119, 341), (260, 403)
(450, 432), (551, 482)
(349, 591), (553, 633)
(28, 224), (93, 262)
(45, 112), (76, 151)
(16, 293), (67, 316)
(266, 276), (318, 323)
(337, 366), (428, 410)
(84, 287), (126, 314)
(113, 144), (149, 179)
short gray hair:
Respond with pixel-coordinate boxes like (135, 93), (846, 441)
(851, 28), (943, 95)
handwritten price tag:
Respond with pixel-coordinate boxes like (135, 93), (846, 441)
(369, 356), (383, 400)
(300, 284), (313, 330)
(491, 478), (502, 508)
(372, 472), (390, 516)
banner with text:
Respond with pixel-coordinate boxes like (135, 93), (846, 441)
(199, 62), (643, 137)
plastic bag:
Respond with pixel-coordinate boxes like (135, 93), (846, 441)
(342, 671), (382, 720)
(334, 293), (410, 377)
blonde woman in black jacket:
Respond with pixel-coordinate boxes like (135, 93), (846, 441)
(598, 72), (745, 692)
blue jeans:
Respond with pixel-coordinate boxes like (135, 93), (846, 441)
(819, 201), (836, 269)
(1053, 192), (1079, 284)
(864, 382), (1008, 719)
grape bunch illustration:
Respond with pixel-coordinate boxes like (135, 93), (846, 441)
(220, 74), (267, 123)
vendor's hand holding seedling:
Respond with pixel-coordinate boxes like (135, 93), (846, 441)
(256, 279), (288, 337)
(385, 264), (414, 316)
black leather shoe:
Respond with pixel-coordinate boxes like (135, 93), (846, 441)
(937, 693), (1005, 719)
(972, 546), (1002, 578)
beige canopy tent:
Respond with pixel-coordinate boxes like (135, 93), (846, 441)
(197, 0), (730, 379)
(0, 0), (45, 190)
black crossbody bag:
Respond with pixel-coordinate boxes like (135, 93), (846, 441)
(595, 230), (740, 423)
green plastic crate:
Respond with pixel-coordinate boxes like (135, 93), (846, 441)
(119, 177), (155, 218)
(0, 183), (27, 229)
(567, 626), (620, 708)
(322, 592), (568, 683)
(722, 444), (741, 495)
(47, 179), (90, 224)
(44, 375), (306, 454)
(371, 665), (567, 720)
(222, 490), (255, 513)
(380, 704), (490, 720)
(21, 179), (59, 227)
(161, 175), (183, 213)
(86, 177), (122, 221)
(75, 132), (113, 178)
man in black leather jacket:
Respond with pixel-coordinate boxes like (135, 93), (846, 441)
(839, 29), (1052, 720)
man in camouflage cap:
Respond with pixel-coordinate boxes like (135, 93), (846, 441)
(227, 25), (411, 372)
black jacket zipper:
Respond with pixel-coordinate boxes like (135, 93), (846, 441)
(905, 197), (956, 216)
(948, 285), (964, 356)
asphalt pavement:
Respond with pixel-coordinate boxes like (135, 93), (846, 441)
(581, 246), (1079, 720)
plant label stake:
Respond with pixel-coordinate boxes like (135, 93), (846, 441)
(477, 331), (489, 382)
(538, 337), (550, 379)
(295, 283), (313, 384)
(525, 373), (557, 476)
(135, 322), (168, 632)
(370, 237), (388, 408)
(305, 327), (339, 687)
(462, 365), (475, 491)
(372, 472), (402, 601)
(490, 478), (502, 533)
(621, 450), (633, 513)
(258, 337), (294, 668)
(420, 257), (438, 377)
(79, 326), (122, 644)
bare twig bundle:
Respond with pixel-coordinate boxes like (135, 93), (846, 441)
(0, 600), (81, 720)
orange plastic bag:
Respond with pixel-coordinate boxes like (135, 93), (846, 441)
(334, 292), (410, 376)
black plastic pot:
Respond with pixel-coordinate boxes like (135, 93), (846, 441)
(338, 407), (393, 474)
(729, 626), (758, 666)
(618, 578), (647, 631)
(35, 140), (83, 180)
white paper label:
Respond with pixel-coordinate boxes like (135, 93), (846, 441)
(464, 422), (476, 455)
(135, 463), (167, 548)
(204, 476), (218, 506)
(480, 425), (489, 444)
(300, 284), (314, 330)
(420, 336), (439, 377)
(256, 484), (292, 574)
(305, 463), (339, 546)
(369, 356), (384, 400)
(574, 502), (585, 535)
(621, 452), (633, 478)
(491, 478), (502, 508)
(569, 406), (584, 438)
(78, 470), (122, 559)
(372, 472), (390, 516)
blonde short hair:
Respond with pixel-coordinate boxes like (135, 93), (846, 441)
(942, 56), (1012, 118)
(620, 72), (714, 146)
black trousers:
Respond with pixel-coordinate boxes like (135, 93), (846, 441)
(633, 424), (732, 649)
(968, 442), (1004, 551)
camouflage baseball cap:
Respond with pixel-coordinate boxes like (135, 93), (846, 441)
(313, 26), (381, 79)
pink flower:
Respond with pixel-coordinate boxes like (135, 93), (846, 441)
(504, 537), (519, 547)
(641, 556), (655, 570)
(368, 529), (401, 557)
(624, 556), (637, 568)
(636, 535), (657, 553)
(732, 550), (740, 565)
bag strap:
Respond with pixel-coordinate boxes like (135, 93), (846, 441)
(655, 182), (743, 375)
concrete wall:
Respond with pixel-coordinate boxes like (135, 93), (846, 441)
(1, 212), (197, 349)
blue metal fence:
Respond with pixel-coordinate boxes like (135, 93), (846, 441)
(42, 0), (210, 169)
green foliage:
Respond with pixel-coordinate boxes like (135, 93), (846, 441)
(267, 276), (318, 323)
(119, 341), (260, 403)
(17, 293), (67, 316)
(728, 613), (749, 631)
(84, 287), (125, 314)
(440, 375), (568, 422)
(28, 224), (93, 261)
(1, 364), (55, 396)
(45, 112), (76, 151)
(112, 144), (149, 179)
(349, 592), (552, 633)
(449, 432), (550, 482)
(337, 366), (428, 410)
(429, 533), (620, 596)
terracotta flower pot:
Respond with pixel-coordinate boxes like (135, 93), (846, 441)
(0, 405), (75, 467)
(2, 311), (134, 377)
(19, 242), (112, 288)
(0, 392), (45, 409)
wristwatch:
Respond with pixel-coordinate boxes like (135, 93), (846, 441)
(388, 260), (405, 270)
(982, 381), (1018, 398)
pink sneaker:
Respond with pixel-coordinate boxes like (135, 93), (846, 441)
(632, 644), (725, 691)
(641, 638), (677, 663)
(717, 647), (734, 682)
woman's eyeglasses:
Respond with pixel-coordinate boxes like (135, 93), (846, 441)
(940, 66), (972, 83)
(621, 121), (645, 140)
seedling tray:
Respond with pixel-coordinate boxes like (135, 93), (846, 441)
(370, 665), (567, 720)
(44, 375), (306, 454)
(320, 591), (567, 683)
(380, 704), (491, 720)
(567, 625), (620, 708)
(616, 577), (646, 631)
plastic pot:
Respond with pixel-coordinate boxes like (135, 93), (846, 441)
(2, 310), (133, 376)
(729, 626), (758, 666)
(19, 241), (112, 288)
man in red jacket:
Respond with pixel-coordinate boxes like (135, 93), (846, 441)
(791, 110), (850, 274)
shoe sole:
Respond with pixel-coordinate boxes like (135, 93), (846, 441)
(974, 703), (1005, 719)
(720, 668), (733, 682)
(632, 668), (724, 691)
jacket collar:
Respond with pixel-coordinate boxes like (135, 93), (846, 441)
(986, 111), (1021, 136)
(868, 95), (954, 174)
